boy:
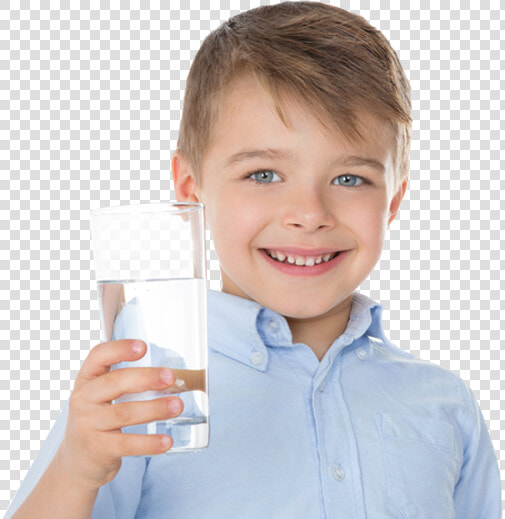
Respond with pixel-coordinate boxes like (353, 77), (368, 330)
(7, 2), (501, 518)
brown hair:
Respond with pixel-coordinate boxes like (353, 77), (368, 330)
(176, 1), (412, 196)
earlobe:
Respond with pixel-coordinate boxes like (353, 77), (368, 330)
(171, 151), (202, 204)
(387, 178), (408, 226)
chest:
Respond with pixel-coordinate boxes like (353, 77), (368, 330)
(136, 353), (462, 519)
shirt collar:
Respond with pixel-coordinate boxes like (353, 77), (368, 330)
(207, 288), (388, 371)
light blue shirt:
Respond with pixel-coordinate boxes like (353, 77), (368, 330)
(6, 289), (501, 518)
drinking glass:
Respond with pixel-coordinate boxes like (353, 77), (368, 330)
(90, 202), (208, 453)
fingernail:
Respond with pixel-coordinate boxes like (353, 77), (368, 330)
(168, 398), (182, 414)
(132, 341), (143, 354)
(160, 369), (174, 385)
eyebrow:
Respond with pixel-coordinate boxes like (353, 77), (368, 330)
(224, 147), (386, 175)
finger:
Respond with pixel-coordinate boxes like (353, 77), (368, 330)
(171, 369), (207, 393)
(105, 431), (175, 457)
(78, 339), (146, 382)
(87, 366), (176, 403)
(97, 397), (184, 431)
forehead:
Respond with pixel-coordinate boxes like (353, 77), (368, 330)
(210, 74), (396, 157)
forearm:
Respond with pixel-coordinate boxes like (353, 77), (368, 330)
(11, 452), (99, 519)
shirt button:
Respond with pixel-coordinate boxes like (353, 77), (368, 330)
(250, 352), (264, 365)
(266, 318), (280, 333)
(318, 382), (325, 392)
(356, 347), (367, 360)
(331, 464), (345, 481)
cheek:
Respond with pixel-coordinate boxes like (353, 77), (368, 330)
(347, 199), (388, 248)
(207, 195), (265, 253)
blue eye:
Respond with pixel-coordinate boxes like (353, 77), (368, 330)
(248, 170), (280, 185)
(335, 174), (366, 187)
(247, 170), (369, 187)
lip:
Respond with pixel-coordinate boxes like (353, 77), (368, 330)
(259, 248), (349, 276)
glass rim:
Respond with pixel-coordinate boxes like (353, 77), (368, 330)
(90, 201), (204, 217)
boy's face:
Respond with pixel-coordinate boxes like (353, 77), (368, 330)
(173, 75), (407, 323)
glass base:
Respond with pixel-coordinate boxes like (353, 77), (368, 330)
(123, 416), (209, 455)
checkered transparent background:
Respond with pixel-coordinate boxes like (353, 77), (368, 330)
(1, 0), (504, 513)
(90, 204), (204, 281)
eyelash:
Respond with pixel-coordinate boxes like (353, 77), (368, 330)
(247, 170), (371, 188)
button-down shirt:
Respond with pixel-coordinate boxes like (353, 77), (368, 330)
(6, 289), (501, 518)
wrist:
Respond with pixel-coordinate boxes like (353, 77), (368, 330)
(51, 448), (103, 494)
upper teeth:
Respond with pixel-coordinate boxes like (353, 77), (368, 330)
(266, 249), (336, 266)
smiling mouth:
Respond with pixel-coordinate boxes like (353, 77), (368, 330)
(263, 249), (341, 266)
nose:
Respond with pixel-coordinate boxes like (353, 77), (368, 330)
(281, 186), (336, 232)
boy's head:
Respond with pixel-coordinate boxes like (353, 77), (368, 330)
(176, 1), (411, 198)
(172, 2), (411, 329)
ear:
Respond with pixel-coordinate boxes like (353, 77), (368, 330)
(171, 150), (203, 204)
(388, 177), (408, 226)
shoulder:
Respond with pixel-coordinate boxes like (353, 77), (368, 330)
(371, 334), (465, 381)
(367, 334), (477, 421)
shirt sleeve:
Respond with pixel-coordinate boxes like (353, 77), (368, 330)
(453, 383), (502, 518)
(5, 399), (148, 519)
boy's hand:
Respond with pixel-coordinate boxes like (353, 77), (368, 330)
(54, 339), (183, 491)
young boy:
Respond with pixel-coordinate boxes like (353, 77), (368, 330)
(7, 2), (501, 518)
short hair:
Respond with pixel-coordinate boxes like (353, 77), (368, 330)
(177, 1), (412, 196)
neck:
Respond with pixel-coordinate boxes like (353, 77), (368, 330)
(285, 295), (353, 362)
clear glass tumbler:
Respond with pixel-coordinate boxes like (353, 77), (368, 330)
(90, 202), (208, 453)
